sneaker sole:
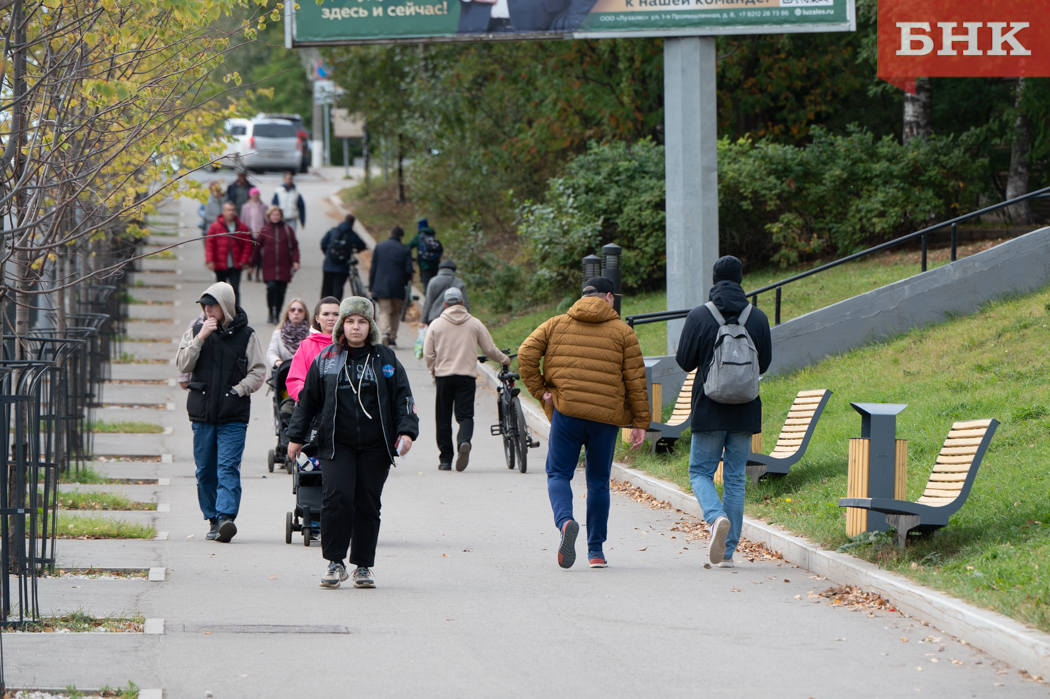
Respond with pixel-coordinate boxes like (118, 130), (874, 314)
(589, 560), (607, 568)
(558, 520), (579, 569)
(455, 443), (471, 472)
(354, 580), (376, 589)
(215, 520), (237, 543)
(319, 579), (341, 589)
(708, 518), (729, 565)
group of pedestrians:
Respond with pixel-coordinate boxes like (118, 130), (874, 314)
(182, 180), (773, 587)
(200, 170), (305, 323)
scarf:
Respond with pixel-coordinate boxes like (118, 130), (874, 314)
(280, 319), (311, 353)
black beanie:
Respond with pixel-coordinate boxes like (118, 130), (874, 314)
(712, 256), (743, 285)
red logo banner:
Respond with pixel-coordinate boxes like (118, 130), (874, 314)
(878, 0), (1050, 93)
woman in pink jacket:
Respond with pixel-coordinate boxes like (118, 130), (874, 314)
(286, 296), (342, 401)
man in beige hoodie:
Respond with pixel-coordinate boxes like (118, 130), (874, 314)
(424, 287), (509, 471)
(176, 282), (266, 542)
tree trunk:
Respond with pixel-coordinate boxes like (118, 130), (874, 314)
(363, 128), (370, 189)
(1005, 78), (1035, 224)
(902, 77), (932, 144)
(396, 133), (405, 204)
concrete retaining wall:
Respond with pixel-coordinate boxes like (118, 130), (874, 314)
(767, 226), (1050, 376)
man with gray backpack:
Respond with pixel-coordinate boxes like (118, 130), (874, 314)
(675, 256), (772, 569)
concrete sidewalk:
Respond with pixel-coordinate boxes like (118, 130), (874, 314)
(6, 178), (1045, 698)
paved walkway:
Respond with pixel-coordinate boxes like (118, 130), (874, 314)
(7, 174), (1045, 698)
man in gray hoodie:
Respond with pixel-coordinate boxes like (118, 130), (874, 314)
(424, 287), (509, 471)
(176, 282), (266, 542)
(420, 259), (468, 327)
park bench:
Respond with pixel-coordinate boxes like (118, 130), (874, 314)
(745, 389), (833, 483)
(838, 418), (999, 548)
(647, 370), (696, 453)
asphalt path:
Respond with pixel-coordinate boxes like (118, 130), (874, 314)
(6, 170), (1046, 698)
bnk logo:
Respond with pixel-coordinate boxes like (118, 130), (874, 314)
(877, 0), (1050, 93)
(896, 22), (1030, 56)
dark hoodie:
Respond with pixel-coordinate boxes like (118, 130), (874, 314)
(674, 280), (772, 433)
(320, 220), (367, 274)
(175, 281), (267, 424)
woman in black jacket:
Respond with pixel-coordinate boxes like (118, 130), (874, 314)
(287, 296), (419, 589)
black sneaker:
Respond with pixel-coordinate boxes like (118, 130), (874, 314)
(215, 517), (237, 543)
(455, 442), (471, 472)
(438, 463), (452, 471)
(320, 562), (348, 589)
(205, 519), (219, 541)
(558, 520), (579, 569)
(352, 566), (375, 588)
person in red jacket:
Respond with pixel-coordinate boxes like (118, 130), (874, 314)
(205, 201), (254, 305)
(255, 206), (301, 324)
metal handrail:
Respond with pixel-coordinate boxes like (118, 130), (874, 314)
(626, 185), (1050, 328)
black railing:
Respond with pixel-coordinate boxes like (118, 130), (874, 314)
(626, 186), (1050, 329)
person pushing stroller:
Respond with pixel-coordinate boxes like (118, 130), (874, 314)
(286, 297), (419, 589)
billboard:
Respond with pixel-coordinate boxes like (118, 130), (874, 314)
(292, 0), (855, 45)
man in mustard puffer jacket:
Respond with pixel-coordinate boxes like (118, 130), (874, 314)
(519, 277), (651, 570)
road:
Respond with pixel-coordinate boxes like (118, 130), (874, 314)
(5, 169), (1045, 698)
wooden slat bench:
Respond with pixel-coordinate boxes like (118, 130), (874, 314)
(838, 419), (999, 548)
(647, 370), (696, 452)
(745, 389), (833, 483)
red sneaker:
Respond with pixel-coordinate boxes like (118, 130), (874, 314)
(588, 554), (607, 568)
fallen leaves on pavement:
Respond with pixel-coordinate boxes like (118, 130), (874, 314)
(817, 584), (894, 611)
(610, 481), (783, 564)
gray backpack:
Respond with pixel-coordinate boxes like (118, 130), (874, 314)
(701, 302), (760, 405)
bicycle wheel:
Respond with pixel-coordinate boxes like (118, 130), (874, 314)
(499, 397), (515, 470)
(512, 398), (528, 474)
(349, 268), (367, 298)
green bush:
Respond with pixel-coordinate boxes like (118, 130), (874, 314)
(518, 139), (665, 298)
(517, 129), (987, 299)
(719, 126), (988, 266)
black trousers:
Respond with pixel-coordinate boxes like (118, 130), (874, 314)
(320, 442), (390, 568)
(420, 268), (437, 297)
(266, 280), (288, 314)
(215, 269), (241, 306)
(435, 375), (476, 464)
(321, 272), (348, 300)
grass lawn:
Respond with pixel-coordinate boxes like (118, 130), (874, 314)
(15, 610), (145, 635)
(618, 285), (1050, 632)
(55, 491), (157, 511)
(93, 420), (164, 434)
(52, 513), (155, 539)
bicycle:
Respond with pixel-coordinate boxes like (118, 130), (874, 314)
(479, 351), (540, 473)
(348, 255), (367, 298)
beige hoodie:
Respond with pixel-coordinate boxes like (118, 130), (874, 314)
(424, 304), (509, 378)
(175, 281), (266, 397)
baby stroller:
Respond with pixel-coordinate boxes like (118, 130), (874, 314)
(285, 444), (322, 547)
(266, 362), (295, 475)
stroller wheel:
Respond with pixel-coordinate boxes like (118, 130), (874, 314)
(268, 449), (275, 473)
(285, 457), (293, 475)
(285, 512), (293, 544)
(303, 526), (312, 547)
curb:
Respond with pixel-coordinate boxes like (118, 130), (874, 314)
(483, 356), (1050, 679)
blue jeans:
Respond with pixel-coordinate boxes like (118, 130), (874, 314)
(545, 409), (619, 555)
(688, 430), (752, 560)
(192, 421), (247, 521)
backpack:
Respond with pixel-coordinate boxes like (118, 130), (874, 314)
(326, 227), (354, 265)
(701, 302), (760, 405)
(418, 231), (443, 264)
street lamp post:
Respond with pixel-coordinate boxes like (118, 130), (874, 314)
(601, 243), (623, 314)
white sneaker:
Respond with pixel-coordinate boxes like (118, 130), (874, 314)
(320, 562), (348, 589)
(717, 558), (735, 569)
(708, 516), (730, 565)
